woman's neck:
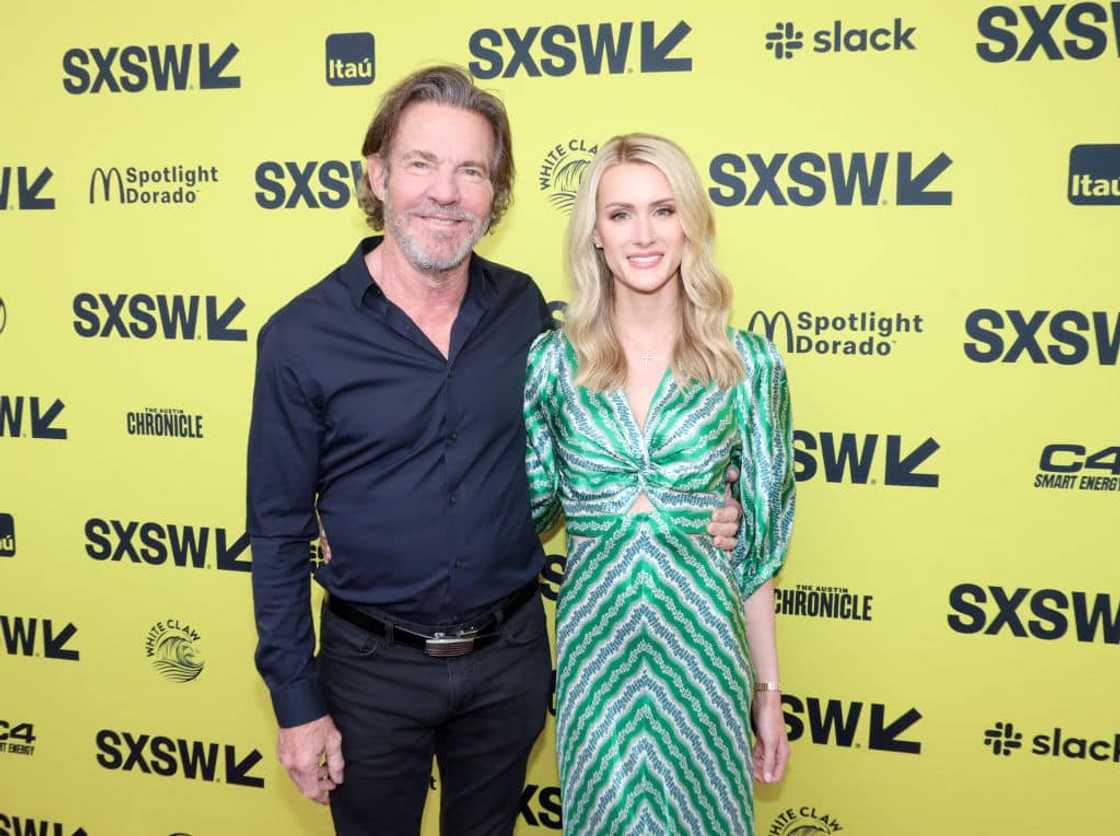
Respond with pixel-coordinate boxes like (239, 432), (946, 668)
(612, 278), (680, 350)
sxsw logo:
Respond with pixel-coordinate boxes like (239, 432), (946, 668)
(0, 397), (67, 440)
(708, 151), (952, 206)
(326, 33), (375, 86)
(0, 167), (54, 210)
(96, 729), (264, 788)
(72, 293), (246, 341)
(519, 785), (562, 829)
(255, 160), (364, 209)
(0, 515), (14, 558)
(0, 816), (86, 836)
(62, 43), (240, 93)
(765, 18), (917, 60)
(1069, 144), (1120, 204)
(468, 20), (692, 79)
(794, 431), (940, 487)
(948, 584), (1120, 643)
(783, 693), (923, 754)
(976, 3), (1120, 61)
(0, 615), (79, 661)
(963, 309), (1120, 365)
(84, 518), (251, 573)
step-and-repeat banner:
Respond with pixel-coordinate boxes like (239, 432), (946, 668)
(2, 1), (1117, 834)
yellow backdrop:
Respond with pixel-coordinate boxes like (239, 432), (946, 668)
(2, 1), (1117, 834)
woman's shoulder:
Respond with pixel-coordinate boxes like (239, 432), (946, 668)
(528, 327), (565, 364)
(728, 326), (787, 373)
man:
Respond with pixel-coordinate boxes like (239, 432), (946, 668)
(247, 65), (741, 836)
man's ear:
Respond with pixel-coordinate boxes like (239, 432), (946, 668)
(367, 154), (387, 201)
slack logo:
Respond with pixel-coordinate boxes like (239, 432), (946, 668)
(1069, 144), (1120, 205)
(326, 33), (375, 86)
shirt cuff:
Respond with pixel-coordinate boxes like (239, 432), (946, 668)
(270, 680), (328, 729)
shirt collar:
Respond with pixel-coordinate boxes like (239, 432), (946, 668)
(341, 235), (497, 311)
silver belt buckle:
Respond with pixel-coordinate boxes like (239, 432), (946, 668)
(424, 631), (477, 658)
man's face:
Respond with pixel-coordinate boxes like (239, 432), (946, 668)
(370, 102), (496, 274)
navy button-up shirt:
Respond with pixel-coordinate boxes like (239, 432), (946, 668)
(248, 236), (552, 727)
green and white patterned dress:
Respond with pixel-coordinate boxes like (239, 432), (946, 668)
(523, 328), (795, 836)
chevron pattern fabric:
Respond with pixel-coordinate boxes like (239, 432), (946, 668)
(524, 328), (795, 835)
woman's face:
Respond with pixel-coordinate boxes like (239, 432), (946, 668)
(592, 162), (685, 299)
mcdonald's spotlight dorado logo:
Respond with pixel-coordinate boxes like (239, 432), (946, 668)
(89, 165), (220, 205)
(539, 139), (598, 213)
(747, 310), (925, 357)
(1069, 144), (1120, 205)
(326, 33), (375, 86)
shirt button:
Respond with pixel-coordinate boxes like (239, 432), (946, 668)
(449, 493), (457, 505)
(448, 431), (459, 444)
(447, 369), (455, 379)
(454, 559), (464, 568)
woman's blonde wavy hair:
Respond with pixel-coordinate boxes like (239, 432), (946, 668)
(564, 133), (744, 392)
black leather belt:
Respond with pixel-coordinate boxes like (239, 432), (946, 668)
(327, 581), (539, 658)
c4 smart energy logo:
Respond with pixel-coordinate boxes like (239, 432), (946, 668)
(0, 166), (55, 210)
(1034, 443), (1119, 493)
(73, 293), (246, 341)
(0, 515), (13, 558)
(984, 721), (1120, 764)
(976, 3), (1120, 62)
(539, 139), (598, 213)
(769, 805), (844, 835)
(62, 42), (240, 93)
(0, 720), (36, 758)
(468, 20), (691, 78)
(254, 160), (365, 209)
(709, 151), (952, 206)
(765, 17), (917, 59)
(963, 309), (1120, 365)
(747, 310), (925, 357)
(326, 33), (375, 86)
(948, 584), (1120, 644)
(89, 165), (219, 205)
(146, 619), (203, 683)
(1069, 144), (1120, 204)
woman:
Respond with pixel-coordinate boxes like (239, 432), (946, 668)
(524, 133), (795, 835)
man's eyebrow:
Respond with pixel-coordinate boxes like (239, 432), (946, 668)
(399, 149), (439, 162)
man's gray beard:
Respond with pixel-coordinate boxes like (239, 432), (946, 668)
(384, 197), (489, 276)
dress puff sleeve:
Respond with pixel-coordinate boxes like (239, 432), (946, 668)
(729, 330), (796, 598)
(524, 329), (563, 534)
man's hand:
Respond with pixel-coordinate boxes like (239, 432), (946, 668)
(277, 714), (344, 805)
(317, 519), (332, 563)
(707, 465), (742, 552)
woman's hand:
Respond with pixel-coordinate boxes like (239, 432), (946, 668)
(751, 690), (790, 784)
(317, 519), (332, 563)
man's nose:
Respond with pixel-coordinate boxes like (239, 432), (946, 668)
(427, 168), (460, 204)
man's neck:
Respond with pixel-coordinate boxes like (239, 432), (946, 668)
(365, 235), (471, 316)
